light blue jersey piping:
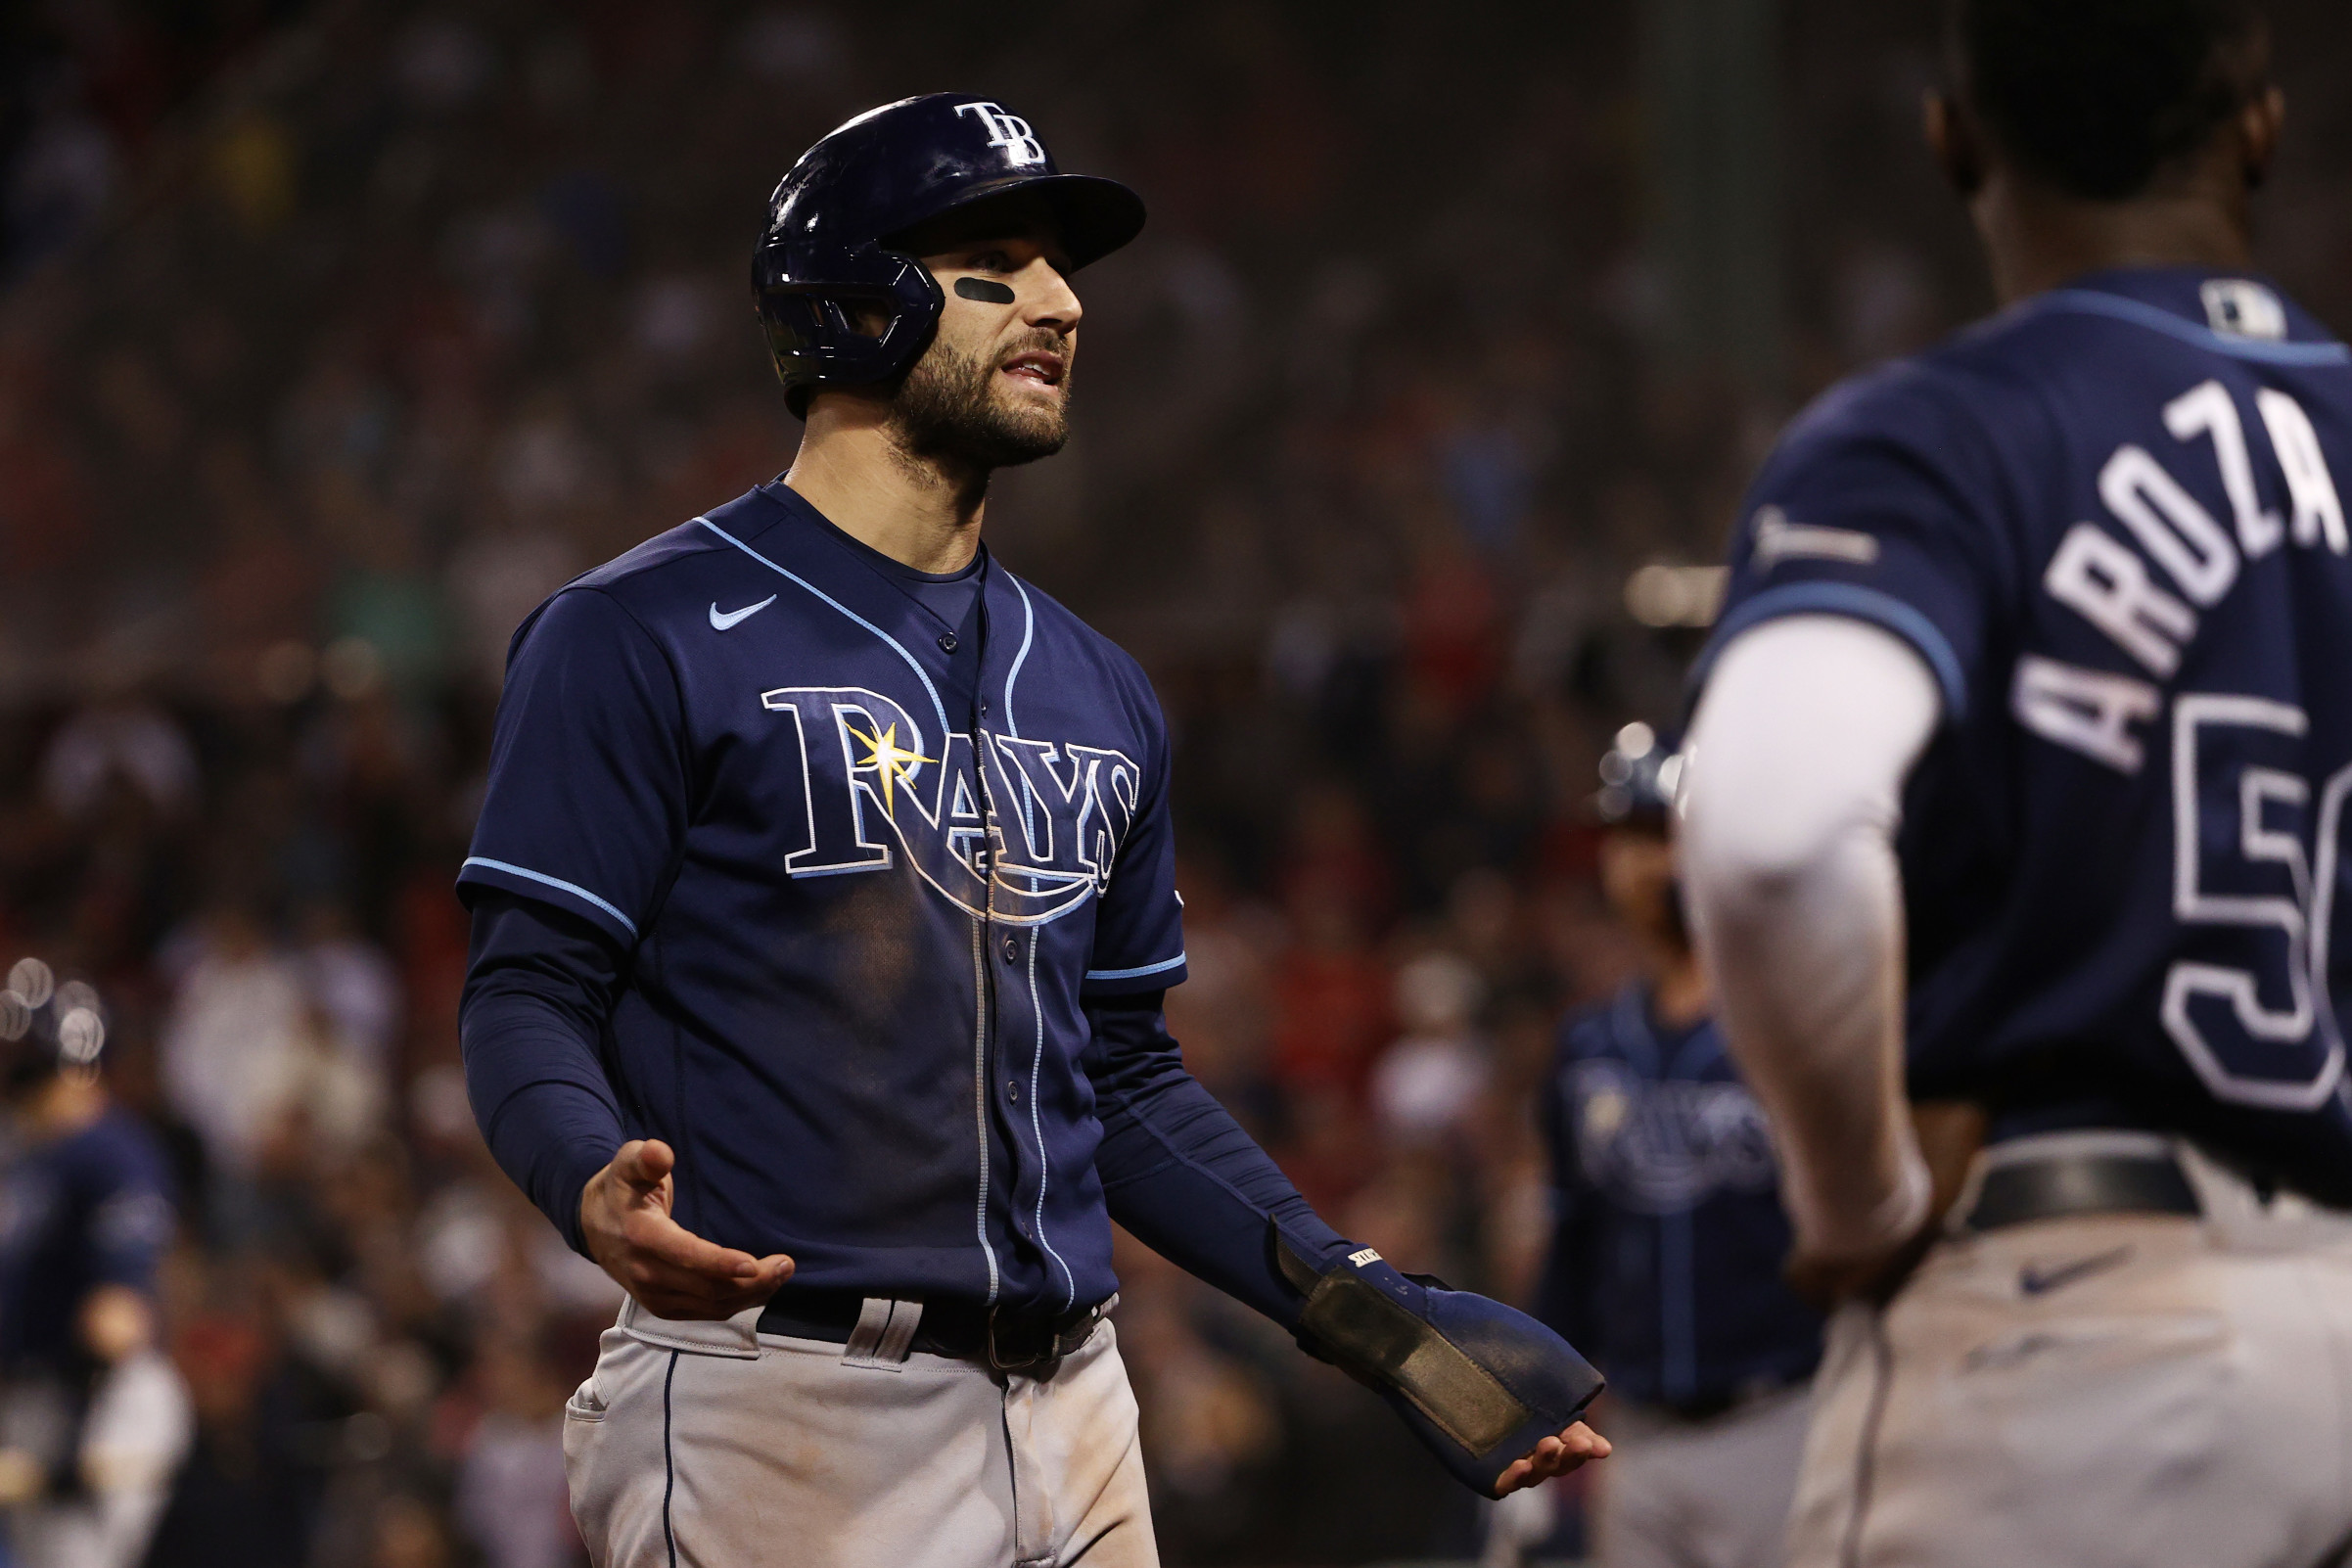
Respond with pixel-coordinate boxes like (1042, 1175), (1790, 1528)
(2036, 289), (2352, 368)
(1003, 575), (1038, 738)
(1084, 953), (1187, 983)
(693, 515), (953, 741)
(968, 918), (1002, 1304)
(1026, 931), (1077, 1310)
(461, 857), (638, 938)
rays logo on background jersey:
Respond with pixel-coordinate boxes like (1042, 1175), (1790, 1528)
(1570, 1060), (1777, 1215)
(761, 685), (1137, 924)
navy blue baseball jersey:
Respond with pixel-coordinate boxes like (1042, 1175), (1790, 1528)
(1697, 266), (2352, 1205)
(1534, 986), (1821, 1407)
(459, 483), (1188, 1315)
(0, 1107), (175, 1376)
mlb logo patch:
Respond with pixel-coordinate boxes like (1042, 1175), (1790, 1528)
(2201, 279), (2287, 342)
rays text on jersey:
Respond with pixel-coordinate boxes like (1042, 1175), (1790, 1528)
(759, 684), (1138, 925)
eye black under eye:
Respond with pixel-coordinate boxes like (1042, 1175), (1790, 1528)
(955, 277), (1016, 304)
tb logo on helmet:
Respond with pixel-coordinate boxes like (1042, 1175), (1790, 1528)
(955, 101), (1046, 167)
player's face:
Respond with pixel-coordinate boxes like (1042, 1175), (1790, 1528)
(890, 230), (1082, 472)
(1598, 825), (1686, 951)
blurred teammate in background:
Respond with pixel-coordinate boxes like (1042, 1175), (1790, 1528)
(0, 964), (186, 1568)
(1519, 730), (1819, 1568)
(1683, 2), (2352, 1564)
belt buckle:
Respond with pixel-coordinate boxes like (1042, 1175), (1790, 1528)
(986, 1306), (1047, 1372)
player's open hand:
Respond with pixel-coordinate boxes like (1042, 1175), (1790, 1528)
(581, 1139), (794, 1319)
(1492, 1420), (1611, 1497)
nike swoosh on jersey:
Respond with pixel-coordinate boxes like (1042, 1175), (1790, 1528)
(2017, 1245), (2134, 1297)
(709, 595), (779, 630)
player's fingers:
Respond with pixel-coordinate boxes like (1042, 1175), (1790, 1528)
(612, 1138), (676, 1195)
(623, 1212), (798, 1293)
(623, 1254), (762, 1311)
(1519, 1423), (1608, 1486)
(1495, 1426), (1609, 1497)
(628, 1211), (765, 1280)
(625, 1257), (791, 1318)
(1562, 1420), (1611, 1458)
(1492, 1455), (1536, 1497)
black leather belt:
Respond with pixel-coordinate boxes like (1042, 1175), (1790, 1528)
(1957, 1147), (2201, 1233)
(755, 1288), (1110, 1369)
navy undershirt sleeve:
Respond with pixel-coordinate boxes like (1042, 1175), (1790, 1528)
(459, 890), (629, 1257)
(1084, 990), (1348, 1328)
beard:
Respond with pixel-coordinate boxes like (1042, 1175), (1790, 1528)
(888, 330), (1072, 474)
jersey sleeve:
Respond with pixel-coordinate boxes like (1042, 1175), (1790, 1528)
(1692, 369), (2013, 725)
(1082, 683), (1187, 995)
(458, 587), (690, 946)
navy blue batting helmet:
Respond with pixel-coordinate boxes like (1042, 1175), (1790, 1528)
(1593, 722), (1684, 828)
(753, 94), (1146, 416)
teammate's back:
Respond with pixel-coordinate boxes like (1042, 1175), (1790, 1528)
(1678, 4), (2352, 1564)
(1709, 265), (2352, 1201)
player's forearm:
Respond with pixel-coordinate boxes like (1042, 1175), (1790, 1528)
(461, 893), (631, 1254)
(1682, 616), (1940, 1259)
(1083, 993), (1348, 1325)
(1688, 811), (1928, 1256)
(464, 998), (627, 1255)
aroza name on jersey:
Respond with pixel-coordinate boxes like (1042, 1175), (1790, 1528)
(2025, 376), (2344, 775)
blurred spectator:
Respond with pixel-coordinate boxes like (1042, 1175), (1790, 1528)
(1371, 951), (1491, 1149)
(38, 703), (197, 825)
(450, 1336), (579, 1568)
(159, 905), (304, 1179)
(294, 901), (402, 1082)
(141, 1314), (313, 1568)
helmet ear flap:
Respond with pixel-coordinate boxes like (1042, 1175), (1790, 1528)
(754, 247), (944, 415)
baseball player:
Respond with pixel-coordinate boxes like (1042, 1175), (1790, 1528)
(1530, 732), (1819, 1568)
(456, 94), (1606, 1568)
(0, 968), (187, 1568)
(1678, 3), (2352, 1565)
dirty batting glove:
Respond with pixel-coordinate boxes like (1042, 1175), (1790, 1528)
(1276, 1233), (1605, 1497)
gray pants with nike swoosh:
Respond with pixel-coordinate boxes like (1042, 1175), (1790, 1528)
(1787, 1132), (2352, 1568)
(564, 1296), (1159, 1568)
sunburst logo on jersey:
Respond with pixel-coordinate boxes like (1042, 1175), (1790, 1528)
(849, 721), (935, 818)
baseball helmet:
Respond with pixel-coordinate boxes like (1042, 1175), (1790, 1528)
(753, 93), (1146, 416)
(0, 956), (106, 1094)
(1593, 722), (1684, 828)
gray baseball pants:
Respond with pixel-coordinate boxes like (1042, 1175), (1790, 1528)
(1788, 1131), (2352, 1568)
(564, 1297), (1158, 1568)
(1592, 1383), (1812, 1568)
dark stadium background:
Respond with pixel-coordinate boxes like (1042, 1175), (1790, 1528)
(0, 3), (2345, 1564)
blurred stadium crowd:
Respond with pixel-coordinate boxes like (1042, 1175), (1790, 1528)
(1, 2), (2349, 1565)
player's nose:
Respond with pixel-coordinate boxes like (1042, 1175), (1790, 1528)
(1021, 257), (1082, 333)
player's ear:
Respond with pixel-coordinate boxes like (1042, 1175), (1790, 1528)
(1923, 90), (1985, 199)
(2238, 86), (2284, 192)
